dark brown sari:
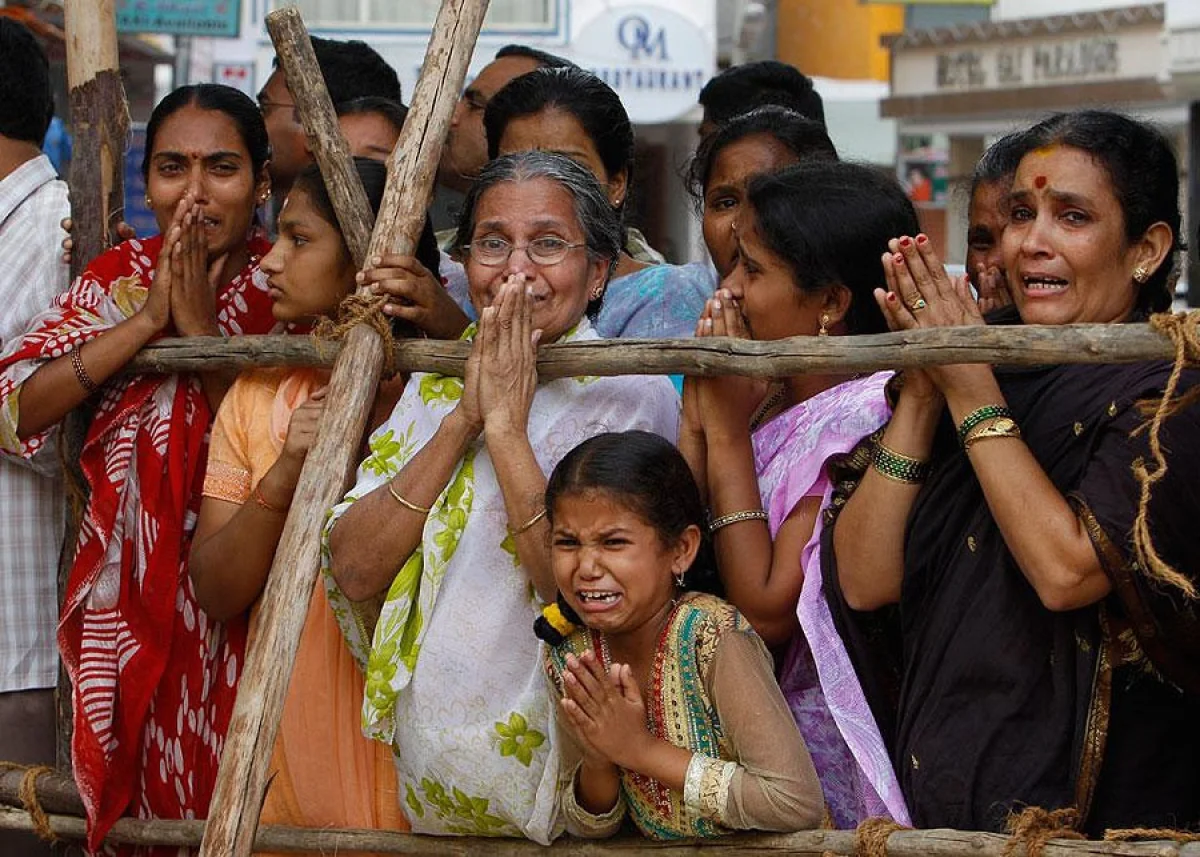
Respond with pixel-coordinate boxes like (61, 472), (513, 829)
(824, 355), (1200, 835)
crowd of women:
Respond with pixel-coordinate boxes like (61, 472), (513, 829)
(2, 35), (1198, 856)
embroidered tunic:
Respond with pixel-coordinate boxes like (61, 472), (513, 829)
(545, 592), (824, 839)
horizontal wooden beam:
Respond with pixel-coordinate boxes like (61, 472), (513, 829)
(125, 322), (1184, 380)
(2, 806), (1198, 856)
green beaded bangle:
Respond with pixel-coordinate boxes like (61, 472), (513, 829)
(957, 405), (1013, 447)
(871, 442), (932, 484)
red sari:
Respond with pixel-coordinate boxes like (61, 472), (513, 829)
(0, 233), (275, 850)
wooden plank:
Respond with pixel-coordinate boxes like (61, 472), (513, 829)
(266, 7), (374, 268)
(59, 0), (130, 778)
(126, 322), (1186, 379)
(197, 3), (490, 854)
(4, 808), (1200, 857)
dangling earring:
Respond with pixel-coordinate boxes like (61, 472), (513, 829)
(673, 567), (686, 588)
(1133, 265), (1149, 284)
(818, 313), (830, 337)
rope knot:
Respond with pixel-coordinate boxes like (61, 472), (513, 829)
(1003, 806), (1085, 857)
(0, 762), (59, 842)
(854, 816), (909, 857)
(311, 293), (398, 378)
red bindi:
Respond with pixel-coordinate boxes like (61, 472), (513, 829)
(1034, 175), (1047, 189)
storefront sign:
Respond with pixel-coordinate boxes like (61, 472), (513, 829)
(117, 0), (241, 38)
(573, 5), (715, 123)
(892, 21), (1163, 97)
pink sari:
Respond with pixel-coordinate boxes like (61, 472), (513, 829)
(751, 372), (910, 827)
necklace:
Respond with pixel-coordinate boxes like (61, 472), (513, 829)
(749, 384), (787, 432)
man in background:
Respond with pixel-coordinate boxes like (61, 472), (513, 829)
(0, 18), (70, 857)
(697, 60), (825, 140)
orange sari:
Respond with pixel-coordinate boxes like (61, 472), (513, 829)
(202, 367), (408, 842)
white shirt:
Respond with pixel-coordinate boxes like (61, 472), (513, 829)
(0, 154), (69, 692)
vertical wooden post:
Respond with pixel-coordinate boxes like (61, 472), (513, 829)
(59, 0), (130, 775)
(198, 3), (489, 854)
(64, 0), (128, 280)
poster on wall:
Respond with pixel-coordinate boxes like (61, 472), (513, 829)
(898, 134), (949, 206)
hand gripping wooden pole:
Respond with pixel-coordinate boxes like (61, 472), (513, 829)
(198, 2), (489, 854)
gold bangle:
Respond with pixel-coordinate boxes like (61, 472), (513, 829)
(709, 508), (768, 532)
(511, 507), (546, 535)
(251, 482), (289, 514)
(388, 481), (432, 514)
(71, 346), (98, 394)
(963, 416), (1022, 451)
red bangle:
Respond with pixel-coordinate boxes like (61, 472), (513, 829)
(251, 482), (289, 514)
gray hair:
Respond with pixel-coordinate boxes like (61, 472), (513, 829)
(453, 151), (623, 312)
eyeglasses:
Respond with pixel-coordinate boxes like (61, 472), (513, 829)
(464, 236), (587, 267)
(258, 97), (299, 122)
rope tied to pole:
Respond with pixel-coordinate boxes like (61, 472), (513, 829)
(1003, 807), (1086, 857)
(311, 293), (399, 378)
(1105, 827), (1200, 843)
(854, 817), (910, 857)
(0, 762), (60, 843)
(1131, 309), (1200, 601)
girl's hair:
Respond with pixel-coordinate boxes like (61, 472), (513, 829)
(534, 431), (721, 645)
(483, 66), (634, 219)
(142, 84), (270, 181)
(453, 150), (622, 318)
(745, 161), (919, 336)
(686, 105), (837, 211)
(291, 157), (441, 280)
(969, 130), (1026, 201)
(1019, 110), (1181, 314)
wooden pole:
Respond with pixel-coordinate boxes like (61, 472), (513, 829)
(64, 0), (128, 279)
(266, 7), (374, 268)
(5, 808), (1200, 857)
(126, 322), (1189, 379)
(198, 3), (489, 854)
(59, 0), (130, 777)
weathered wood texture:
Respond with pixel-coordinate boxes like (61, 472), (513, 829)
(0, 769), (85, 817)
(64, 0), (129, 279)
(60, 0), (129, 777)
(3, 807), (1199, 857)
(266, 7), (374, 268)
(198, 3), (490, 856)
(126, 323), (1185, 380)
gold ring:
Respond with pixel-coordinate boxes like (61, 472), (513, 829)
(907, 297), (927, 311)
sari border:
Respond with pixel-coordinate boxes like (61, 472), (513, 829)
(1070, 493), (1200, 697)
(1073, 603), (1112, 826)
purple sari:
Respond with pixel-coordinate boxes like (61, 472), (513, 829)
(751, 372), (910, 827)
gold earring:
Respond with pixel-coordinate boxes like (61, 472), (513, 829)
(818, 313), (830, 337)
(590, 283), (606, 301)
(1133, 265), (1149, 284)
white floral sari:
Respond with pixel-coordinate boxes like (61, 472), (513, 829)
(322, 320), (680, 843)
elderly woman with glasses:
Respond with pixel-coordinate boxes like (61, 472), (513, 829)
(322, 151), (679, 843)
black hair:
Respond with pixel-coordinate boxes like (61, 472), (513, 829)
(453, 151), (622, 319)
(699, 61), (825, 130)
(273, 36), (402, 104)
(1019, 110), (1181, 314)
(335, 95), (409, 132)
(746, 161), (919, 336)
(495, 44), (577, 70)
(687, 106), (837, 210)
(484, 67), (634, 220)
(537, 430), (721, 646)
(969, 130), (1027, 202)
(292, 157), (440, 282)
(0, 18), (54, 145)
(142, 84), (270, 182)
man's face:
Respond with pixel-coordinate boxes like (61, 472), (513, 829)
(437, 55), (540, 193)
(258, 69), (307, 194)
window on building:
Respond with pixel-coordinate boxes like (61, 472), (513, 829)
(284, 0), (556, 32)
